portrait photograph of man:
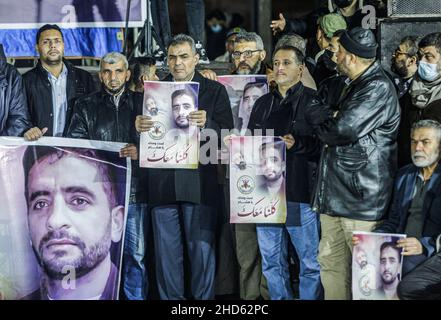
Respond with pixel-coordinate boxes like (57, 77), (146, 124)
(0, 138), (129, 300)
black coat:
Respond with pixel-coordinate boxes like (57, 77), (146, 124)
(248, 82), (320, 217)
(0, 44), (31, 136)
(23, 60), (96, 136)
(147, 71), (234, 207)
(312, 61), (400, 221)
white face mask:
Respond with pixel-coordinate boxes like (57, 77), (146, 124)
(418, 61), (440, 82)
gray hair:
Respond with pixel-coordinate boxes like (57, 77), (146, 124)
(168, 34), (196, 54)
(411, 119), (441, 141)
(275, 33), (307, 56)
(234, 32), (264, 51)
(100, 52), (129, 70)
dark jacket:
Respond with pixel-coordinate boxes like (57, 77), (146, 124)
(374, 164), (441, 258)
(23, 59), (96, 136)
(66, 88), (145, 202)
(248, 82), (320, 225)
(147, 71), (234, 207)
(0, 44), (31, 136)
(397, 83), (441, 169)
(66, 88), (141, 143)
(312, 61), (400, 221)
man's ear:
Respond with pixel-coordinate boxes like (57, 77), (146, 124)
(110, 205), (125, 243)
(260, 50), (267, 62)
(194, 53), (200, 65)
(125, 69), (131, 82)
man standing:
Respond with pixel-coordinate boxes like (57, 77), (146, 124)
(247, 45), (322, 300)
(23, 24), (95, 140)
(135, 34), (233, 300)
(312, 27), (400, 300)
(0, 44), (31, 136)
(66, 52), (146, 300)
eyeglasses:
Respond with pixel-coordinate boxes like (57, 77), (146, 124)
(231, 50), (261, 59)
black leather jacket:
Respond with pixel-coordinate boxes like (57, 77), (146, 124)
(66, 88), (141, 143)
(312, 61), (400, 221)
(23, 60), (96, 136)
(0, 45), (31, 136)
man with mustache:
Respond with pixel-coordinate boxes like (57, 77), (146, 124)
(231, 32), (267, 76)
(23, 24), (96, 140)
(171, 88), (197, 134)
(371, 242), (402, 300)
(354, 120), (441, 277)
(22, 147), (125, 300)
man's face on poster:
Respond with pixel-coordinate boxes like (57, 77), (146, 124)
(145, 96), (158, 116)
(260, 145), (283, 182)
(27, 154), (124, 280)
(241, 85), (265, 118)
(356, 249), (368, 269)
(380, 246), (401, 285)
(172, 93), (196, 129)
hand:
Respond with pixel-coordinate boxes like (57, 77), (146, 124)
(188, 110), (207, 128)
(270, 13), (286, 35)
(223, 134), (237, 150)
(135, 115), (154, 133)
(397, 237), (423, 256)
(199, 69), (218, 81)
(352, 235), (360, 246)
(281, 134), (295, 150)
(24, 127), (48, 141)
(120, 143), (138, 160)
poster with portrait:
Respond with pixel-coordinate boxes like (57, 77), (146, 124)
(139, 81), (200, 169)
(217, 75), (268, 133)
(0, 137), (130, 300)
(229, 136), (287, 224)
(352, 231), (406, 300)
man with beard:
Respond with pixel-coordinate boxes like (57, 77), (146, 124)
(257, 142), (285, 197)
(398, 33), (441, 168)
(372, 242), (402, 300)
(171, 88), (198, 133)
(231, 32), (267, 75)
(22, 147), (125, 300)
(66, 52), (147, 300)
(311, 27), (400, 300)
(353, 246), (376, 296)
(237, 82), (267, 132)
(23, 24), (95, 140)
(353, 120), (441, 277)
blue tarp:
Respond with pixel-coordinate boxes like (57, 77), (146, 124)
(0, 28), (123, 58)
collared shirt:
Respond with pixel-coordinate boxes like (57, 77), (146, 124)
(405, 172), (429, 238)
(45, 64), (68, 136)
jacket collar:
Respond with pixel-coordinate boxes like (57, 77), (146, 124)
(0, 44), (6, 73)
(348, 61), (381, 87)
(164, 70), (205, 94)
(272, 81), (304, 101)
(99, 86), (131, 109)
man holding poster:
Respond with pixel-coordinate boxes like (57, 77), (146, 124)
(243, 44), (322, 300)
(135, 34), (233, 300)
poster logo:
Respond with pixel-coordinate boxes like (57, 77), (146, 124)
(237, 175), (255, 194)
(148, 121), (166, 140)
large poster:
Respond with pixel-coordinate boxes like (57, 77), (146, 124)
(139, 81), (200, 169)
(352, 231), (406, 300)
(0, 137), (130, 300)
(217, 75), (268, 133)
(0, 0), (146, 29)
(229, 136), (287, 224)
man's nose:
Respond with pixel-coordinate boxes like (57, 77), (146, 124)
(46, 196), (70, 230)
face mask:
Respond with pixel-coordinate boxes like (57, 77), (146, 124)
(210, 24), (223, 33)
(334, 0), (353, 9)
(418, 61), (440, 82)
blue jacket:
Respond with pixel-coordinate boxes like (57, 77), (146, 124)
(375, 163), (441, 257)
(0, 44), (31, 136)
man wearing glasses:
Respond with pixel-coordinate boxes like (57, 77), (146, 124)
(231, 32), (267, 75)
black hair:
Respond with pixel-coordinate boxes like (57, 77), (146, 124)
(36, 24), (63, 44)
(272, 45), (305, 65)
(419, 32), (441, 54)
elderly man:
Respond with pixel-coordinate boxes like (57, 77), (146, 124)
(135, 34), (233, 300)
(66, 52), (146, 300)
(311, 27), (400, 300)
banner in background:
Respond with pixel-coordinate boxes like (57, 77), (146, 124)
(0, 0), (146, 29)
(229, 136), (287, 224)
(139, 81), (200, 169)
(0, 137), (130, 300)
(352, 231), (406, 300)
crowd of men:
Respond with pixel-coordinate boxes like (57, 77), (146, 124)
(1, 0), (441, 300)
